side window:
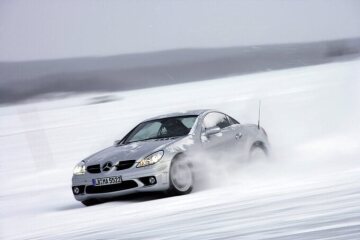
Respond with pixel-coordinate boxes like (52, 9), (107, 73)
(228, 115), (239, 125)
(203, 112), (230, 130)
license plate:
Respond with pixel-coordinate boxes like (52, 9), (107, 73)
(92, 176), (122, 186)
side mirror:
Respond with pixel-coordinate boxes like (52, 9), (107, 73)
(205, 126), (221, 136)
(113, 140), (121, 146)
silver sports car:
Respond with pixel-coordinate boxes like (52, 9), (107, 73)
(72, 109), (269, 206)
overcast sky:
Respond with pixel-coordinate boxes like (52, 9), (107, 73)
(0, 0), (359, 62)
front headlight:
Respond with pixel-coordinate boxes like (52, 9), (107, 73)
(137, 151), (164, 168)
(73, 161), (86, 175)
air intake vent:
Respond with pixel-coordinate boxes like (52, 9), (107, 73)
(115, 160), (135, 170)
(85, 180), (138, 194)
(86, 164), (101, 174)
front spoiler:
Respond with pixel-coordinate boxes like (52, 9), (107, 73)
(72, 165), (170, 202)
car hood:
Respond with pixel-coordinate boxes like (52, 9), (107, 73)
(83, 137), (183, 166)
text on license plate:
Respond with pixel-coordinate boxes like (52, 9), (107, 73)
(92, 176), (122, 186)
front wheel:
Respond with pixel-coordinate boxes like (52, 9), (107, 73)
(168, 159), (193, 195)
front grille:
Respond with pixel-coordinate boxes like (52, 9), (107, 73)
(86, 164), (101, 174)
(115, 160), (135, 170)
(85, 180), (138, 194)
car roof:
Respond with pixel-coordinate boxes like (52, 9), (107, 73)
(143, 109), (215, 122)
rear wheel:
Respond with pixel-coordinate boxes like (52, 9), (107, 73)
(168, 159), (193, 195)
(249, 143), (268, 163)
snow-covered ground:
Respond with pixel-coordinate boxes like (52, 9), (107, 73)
(1, 59), (360, 239)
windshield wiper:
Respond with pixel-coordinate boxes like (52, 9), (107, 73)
(126, 136), (181, 144)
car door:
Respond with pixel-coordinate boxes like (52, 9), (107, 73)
(200, 112), (237, 159)
(227, 115), (249, 160)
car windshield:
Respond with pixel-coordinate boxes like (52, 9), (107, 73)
(124, 115), (198, 144)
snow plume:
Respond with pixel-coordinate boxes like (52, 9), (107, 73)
(187, 58), (360, 197)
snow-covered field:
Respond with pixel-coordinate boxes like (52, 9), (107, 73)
(1, 59), (360, 239)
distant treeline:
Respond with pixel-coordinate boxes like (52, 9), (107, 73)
(0, 38), (359, 104)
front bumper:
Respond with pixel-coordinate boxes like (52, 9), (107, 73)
(72, 161), (170, 202)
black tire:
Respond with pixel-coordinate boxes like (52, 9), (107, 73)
(168, 158), (193, 195)
(81, 199), (101, 206)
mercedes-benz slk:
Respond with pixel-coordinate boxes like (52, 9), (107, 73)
(72, 109), (269, 206)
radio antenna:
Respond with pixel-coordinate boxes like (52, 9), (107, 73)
(257, 100), (261, 129)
